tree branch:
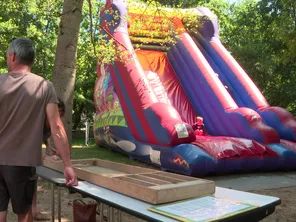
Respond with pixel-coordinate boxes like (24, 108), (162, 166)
(87, 0), (96, 56)
(99, 25), (128, 51)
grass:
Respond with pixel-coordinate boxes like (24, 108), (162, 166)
(72, 137), (86, 147)
(71, 145), (157, 168)
(42, 132), (156, 168)
(69, 132), (156, 168)
(71, 145), (139, 165)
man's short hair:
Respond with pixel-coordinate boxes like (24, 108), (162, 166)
(8, 38), (36, 66)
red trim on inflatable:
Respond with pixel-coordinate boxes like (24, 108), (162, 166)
(172, 17), (186, 34)
(114, 32), (159, 144)
(180, 33), (237, 110)
(100, 14), (158, 144)
(191, 136), (278, 160)
(100, 1), (113, 17)
(211, 41), (269, 109)
(263, 107), (296, 133)
(106, 0), (112, 7)
(108, 66), (140, 140)
(280, 139), (296, 152)
(136, 50), (197, 126)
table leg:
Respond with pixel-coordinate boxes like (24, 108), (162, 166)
(57, 186), (61, 222)
(51, 183), (55, 222)
(100, 203), (104, 222)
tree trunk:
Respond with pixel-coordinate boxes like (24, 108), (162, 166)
(52, 0), (84, 147)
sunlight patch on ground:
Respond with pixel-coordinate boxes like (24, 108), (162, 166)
(56, 218), (70, 222)
(42, 145), (91, 149)
(72, 145), (90, 148)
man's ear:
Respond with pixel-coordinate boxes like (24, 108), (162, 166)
(12, 53), (16, 62)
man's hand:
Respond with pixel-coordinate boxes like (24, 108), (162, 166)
(64, 166), (78, 186)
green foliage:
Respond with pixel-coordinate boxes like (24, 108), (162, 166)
(0, 0), (62, 77)
(224, 0), (296, 114)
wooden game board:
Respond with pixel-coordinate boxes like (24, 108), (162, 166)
(43, 158), (215, 204)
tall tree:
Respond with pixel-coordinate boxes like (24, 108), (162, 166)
(52, 0), (84, 146)
(72, 0), (104, 130)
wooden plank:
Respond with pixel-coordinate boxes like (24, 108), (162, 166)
(116, 176), (158, 187)
(155, 181), (216, 204)
(151, 180), (214, 190)
(93, 159), (157, 174)
(71, 159), (97, 167)
(43, 158), (215, 204)
(67, 158), (156, 174)
(77, 166), (126, 177)
(127, 175), (172, 185)
(157, 171), (198, 181)
(141, 173), (186, 183)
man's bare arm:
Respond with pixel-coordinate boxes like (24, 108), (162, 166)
(46, 103), (72, 167)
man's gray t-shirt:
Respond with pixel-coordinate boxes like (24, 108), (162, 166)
(0, 72), (58, 166)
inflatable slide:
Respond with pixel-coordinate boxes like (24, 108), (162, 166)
(93, 0), (296, 176)
(190, 8), (296, 141)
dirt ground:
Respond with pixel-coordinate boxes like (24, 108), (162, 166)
(7, 179), (145, 222)
(6, 181), (295, 221)
(252, 187), (296, 222)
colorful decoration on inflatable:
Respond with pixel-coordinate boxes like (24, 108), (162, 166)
(93, 0), (296, 176)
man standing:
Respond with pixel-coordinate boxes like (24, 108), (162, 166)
(0, 38), (78, 222)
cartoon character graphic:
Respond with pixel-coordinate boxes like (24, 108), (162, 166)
(192, 116), (204, 136)
(95, 66), (108, 113)
(103, 73), (111, 91)
(96, 98), (102, 109)
(113, 101), (120, 111)
(95, 65), (116, 113)
(106, 89), (114, 110)
(103, 126), (117, 147)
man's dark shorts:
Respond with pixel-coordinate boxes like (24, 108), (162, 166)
(0, 165), (37, 214)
